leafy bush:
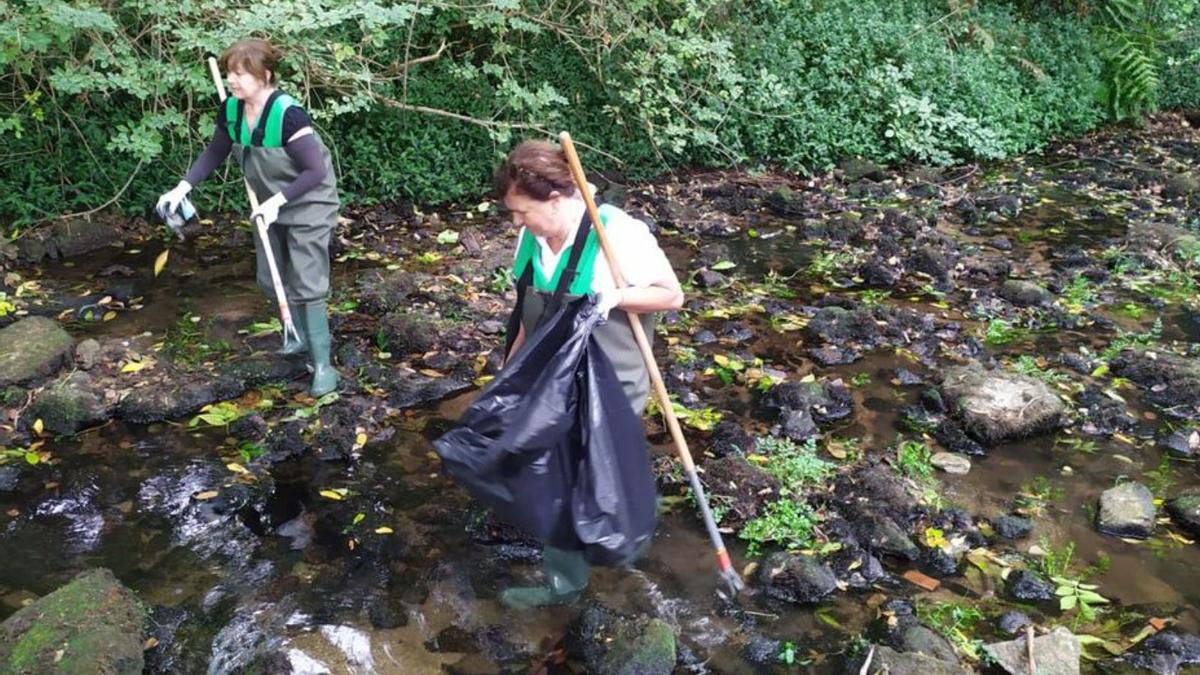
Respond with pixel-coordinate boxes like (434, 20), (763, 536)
(2, 0), (1193, 226)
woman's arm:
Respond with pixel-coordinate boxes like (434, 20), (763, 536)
(183, 126), (233, 187)
(280, 129), (328, 201)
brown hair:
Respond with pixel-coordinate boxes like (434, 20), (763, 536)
(219, 39), (282, 85)
(493, 140), (577, 201)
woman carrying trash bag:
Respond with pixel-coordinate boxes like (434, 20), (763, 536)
(492, 139), (684, 608)
(155, 38), (340, 396)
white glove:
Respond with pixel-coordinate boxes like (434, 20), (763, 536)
(156, 180), (192, 214)
(594, 288), (624, 321)
(251, 192), (288, 228)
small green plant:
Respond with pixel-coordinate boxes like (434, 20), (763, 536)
(778, 640), (797, 665)
(672, 345), (699, 365)
(1060, 274), (1098, 313)
(740, 498), (818, 557)
(761, 269), (800, 299)
(238, 318), (282, 338)
(896, 440), (933, 478)
(1100, 318), (1163, 362)
(858, 289), (891, 307)
(489, 267), (514, 294)
(1, 447), (41, 466)
(984, 318), (1018, 345)
(1054, 436), (1098, 454)
(917, 601), (987, 660)
(237, 441), (266, 464)
(850, 372), (872, 388)
(807, 250), (858, 283)
(1052, 576), (1110, 626)
(162, 311), (232, 368)
(646, 397), (722, 431)
(1011, 355), (1068, 385)
(1144, 453), (1175, 497)
(754, 437), (835, 493)
(1015, 476), (1063, 517)
(710, 354), (746, 385)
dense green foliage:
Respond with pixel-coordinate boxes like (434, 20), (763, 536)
(0, 0), (1197, 225)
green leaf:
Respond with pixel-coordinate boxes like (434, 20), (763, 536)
(1060, 595), (1078, 610)
(711, 260), (736, 271)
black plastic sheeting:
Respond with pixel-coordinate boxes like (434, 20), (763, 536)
(433, 297), (657, 566)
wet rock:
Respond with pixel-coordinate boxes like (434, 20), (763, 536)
(909, 245), (952, 281)
(896, 624), (958, 662)
(143, 605), (189, 674)
(921, 547), (960, 578)
(118, 357), (305, 424)
(566, 602), (676, 675)
(861, 256), (903, 287)
(828, 546), (888, 589)
(807, 306), (879, 345)
(780, 408), (818, 442)
(694, 269), (727, 288)
(765, 379), (854, 425)
(353, 269), (420, 315)
(839, 157), (885, 182)
(1111, 349), (1200, 417)
(992, 515), (1033, 541)
(854, 513), (919, 561)
(0, 568), (145, 674)
(997, 611), (1032, 635)
(929, 452), (971, 475)
(933, 421), (988, 457)
(985, 625), (1080, 675)
(1097, 482), (1155, 539)
(709, 420), (755, 457)
(1165, 488), (1200, 536)
(229, 414), (268, 442)
(1006, 569), (1055, 602)
(809, 344), (860, 365)
(989, 236), (1014, 251)
(1158, 429), (1200, 458)
(16, 218), (123, 262)
(896, 368), (924, 386)
(847, 645), (969, 675)
(378, 311), (440, 355)
(1077, 386), (1137, 436)
(742, 634), (783, 666)
(336, 343), (370, 369)
(27, 372), (109, 435)
(386, 371), (472, 409)
(941, 363), (1066, 444)
(1163, 172), (1199, 200)
(74, 339), (101, 370)
(0, 317), (74, 388)
(1122, 630), (1200, 675)
(703, 456), (780, 529)
(755, 551), (838, 604)
(468, 512), (541, 562)
(0, 466), (19, 492)
(692, 328), (717, 345)
(1000, 280), (1053, 307)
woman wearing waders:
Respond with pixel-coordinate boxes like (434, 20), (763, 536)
(494, 140), (684, 608)
(156, 38), (339, 396)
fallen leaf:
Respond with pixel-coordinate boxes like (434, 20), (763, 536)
(33, 418), (43, 435)
(355, 433), (368, 447)
(319, 489), (344, 501)
(102, 311), (117, 322)
(375, 526), (394, 534)
(154, 249), (169, 278)
(225, 462), (248, 474)
(193, 490), (219, 501)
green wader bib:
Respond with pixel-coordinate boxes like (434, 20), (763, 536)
(225, 92), (340, 306)
(498, 205), (655, 608)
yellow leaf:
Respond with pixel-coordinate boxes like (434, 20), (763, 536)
(194, 490), (219, 501)
(319, 489), (344, 501)
(154, 249), (169, 278)
(374, 526), (394, 534)
(226, 462), (248, 474)
(33, 419), (43, 435)
(102, 311), (117, 322)
(121, 358), (151, 374)
(745, 454), (769, 464)
(419, 369), (444, 378)
(355, 433), (368, 447)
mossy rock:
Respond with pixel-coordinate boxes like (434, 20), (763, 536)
(0, 568), (146, 674)
(567, 602), (676, 675)
(0, 317), (74, 388)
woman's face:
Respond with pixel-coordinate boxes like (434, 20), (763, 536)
(228, 67), (271, 101)
(504, 188), (570, 240)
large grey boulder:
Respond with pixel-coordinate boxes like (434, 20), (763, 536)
(1097, 482), (1156, 539)
(985, 626), (1080, 675)
(0, 317), (74, 388)
(941, 363), (1065, 444)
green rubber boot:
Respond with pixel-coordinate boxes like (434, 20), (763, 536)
(499, 546), (590, 609)
(303, 301), (339, 397)
(275, 303), (308, 356)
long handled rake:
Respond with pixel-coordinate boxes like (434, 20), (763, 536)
(558, 131), (745, 596)
(206, 56), (303, 352)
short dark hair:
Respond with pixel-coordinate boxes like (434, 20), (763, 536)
(220, 38), (282, 85)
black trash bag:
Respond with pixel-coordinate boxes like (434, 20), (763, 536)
(433, 296), (657, 567)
